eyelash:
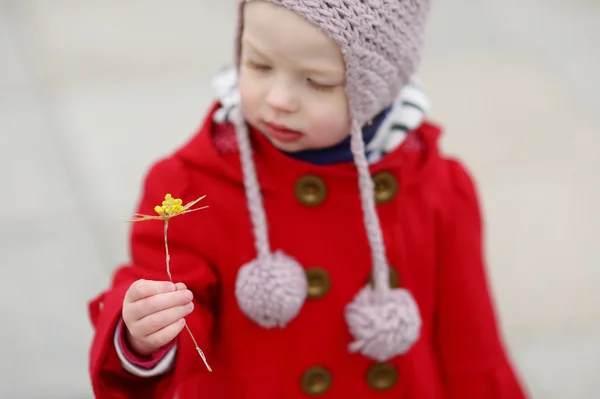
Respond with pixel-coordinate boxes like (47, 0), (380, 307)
(246, 60), (337, 92)
(307, 79), (336, 92)
(247, 60), (271, 72)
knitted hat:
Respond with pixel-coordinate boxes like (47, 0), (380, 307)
(231, 0), (430, 362)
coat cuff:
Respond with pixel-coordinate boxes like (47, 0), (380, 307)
(114, 318), (177, 377)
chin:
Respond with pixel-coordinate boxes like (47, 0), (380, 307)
(267, 138), (307, 153)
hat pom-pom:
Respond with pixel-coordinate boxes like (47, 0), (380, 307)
(345, 285), (422, 362)
(235, 250), (307, 328)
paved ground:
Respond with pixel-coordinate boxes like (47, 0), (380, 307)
(1, 0), (599, 397)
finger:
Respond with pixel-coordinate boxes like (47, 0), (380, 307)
(144, 318), (187, 350)
(128, 289), (193, 321)
(175, 282), (187, 291)
(125, 279), (176, 302)
(133, 302), (194, 337)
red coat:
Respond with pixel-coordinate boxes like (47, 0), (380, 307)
(88, 103), (528, 398)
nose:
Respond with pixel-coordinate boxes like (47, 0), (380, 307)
(265, 79), (298, 113)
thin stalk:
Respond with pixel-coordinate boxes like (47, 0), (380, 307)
(164, 220), (212, 372)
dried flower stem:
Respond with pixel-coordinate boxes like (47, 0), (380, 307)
(164, 220), (212, 372)
(128, 194), (210, 370)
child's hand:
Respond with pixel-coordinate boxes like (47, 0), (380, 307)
(122, 279), (194, 356)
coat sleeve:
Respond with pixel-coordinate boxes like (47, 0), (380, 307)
(435, 159), (528, 398)
(87, 157), (219, 399)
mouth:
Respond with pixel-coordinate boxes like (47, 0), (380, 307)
(262, 121), (303, 143)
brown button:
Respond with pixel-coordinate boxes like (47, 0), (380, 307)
(301, 366), (332, 396)
(306, 267), (331, 299)
(295, 175), (327, 207)
(368, 267), (400, 289)
(372, 171), (398, 204)
(366, 363), (398, 391)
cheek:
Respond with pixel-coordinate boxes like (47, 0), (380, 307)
(308, 100), (351, 140)
(238, 73), (261, 122)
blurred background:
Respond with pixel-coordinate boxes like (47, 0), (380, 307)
(1, 0), (599, 397)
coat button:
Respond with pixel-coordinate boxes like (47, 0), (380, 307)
(372, 171), (398, 204)
(305, 267), (331, 299)
(368, 267), (400, 289)
(295, 175), (327, 207)
(366, 363), (398, 391)
(301, 366), (332, 396)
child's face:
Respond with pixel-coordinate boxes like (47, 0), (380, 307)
(238, 1), (350, 153)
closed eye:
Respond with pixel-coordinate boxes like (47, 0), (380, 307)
(307, 78), (337, 92)
(246, 60), (272, 72)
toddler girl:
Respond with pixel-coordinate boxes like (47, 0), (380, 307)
(88, 1), (528, 397)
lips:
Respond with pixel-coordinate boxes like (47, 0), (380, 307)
(262, 121), (303, 143)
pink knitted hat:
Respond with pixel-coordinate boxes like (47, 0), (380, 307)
(231, 0), (431, 362)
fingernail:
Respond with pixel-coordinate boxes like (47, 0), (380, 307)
(185, 290), (193, 300)
(186, 302), (194, 311)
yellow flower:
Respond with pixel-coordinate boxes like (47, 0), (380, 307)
(154, 194), (185, 217)
(128, 194), (207, 222)
(124, 192), (212, 371)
